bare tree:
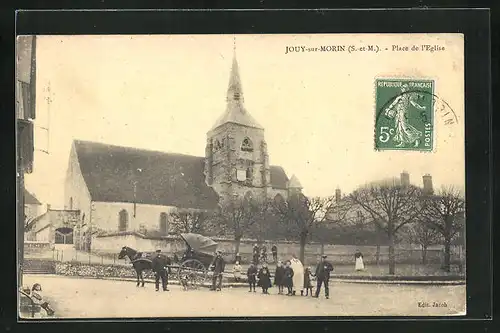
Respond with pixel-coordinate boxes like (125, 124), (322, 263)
(218, 197), (269, 258)
(247, 199), (277, 241)
(348, 180), (425, 274)
(406, 220), (442, 264)
(421, 186), (465, 272)
(273, 194), (349, 264)
(169, 209), (214, 234)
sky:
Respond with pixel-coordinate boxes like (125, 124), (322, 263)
(23, 34), (465, 208)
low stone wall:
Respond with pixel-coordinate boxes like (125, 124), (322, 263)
(25, 241), (52, 249)
(22, 259), (57, 274)
(91, 232), (461, 266)
(55, 261), (139, 279)
(24, 241), (53, 256)
(54, 261), (236, 282)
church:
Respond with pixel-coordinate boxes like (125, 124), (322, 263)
(64, 52), (303, 250)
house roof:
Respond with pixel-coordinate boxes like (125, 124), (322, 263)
(24, 188), (41, 205)
(73, 140), (290, 208)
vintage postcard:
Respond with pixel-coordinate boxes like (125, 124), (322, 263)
(17, 33), (465, 319)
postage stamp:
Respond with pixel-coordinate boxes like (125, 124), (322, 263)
(375, 79), (434, 151)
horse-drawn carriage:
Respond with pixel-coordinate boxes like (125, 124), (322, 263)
(118, 233), (218, 288)
(175, 233), (218, 287)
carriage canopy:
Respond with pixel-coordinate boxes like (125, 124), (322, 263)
(180, 233), (218, 255)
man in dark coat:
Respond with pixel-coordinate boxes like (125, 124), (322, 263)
(283, 260), (294, 296)
(274, 261), (285, 294)
(152, 249), (170, 291)
(210, 250), (226, 291)
(314, 255), (334, 299)
(247, 263), (258, 292)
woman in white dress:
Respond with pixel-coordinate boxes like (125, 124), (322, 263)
(289, 255), (304, 296)
(354, 250), (365, 271)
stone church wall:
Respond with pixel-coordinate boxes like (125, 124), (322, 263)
(91, 201), (177, 233)
(64, 144), (92, 227)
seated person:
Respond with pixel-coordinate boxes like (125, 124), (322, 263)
(24, 283), (55, 316)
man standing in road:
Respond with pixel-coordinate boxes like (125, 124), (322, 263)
(314, 254), (334, 299)
(152, 249), (170, 292)
(210, 250), (226, 291)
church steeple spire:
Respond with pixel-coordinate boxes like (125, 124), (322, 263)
(227, 38), (244, 103)
(209, 37), (263, 131)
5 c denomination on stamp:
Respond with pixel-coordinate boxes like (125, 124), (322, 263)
(375, 79), (434, 151)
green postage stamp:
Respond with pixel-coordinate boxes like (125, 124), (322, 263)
(375, 79), (434, 151)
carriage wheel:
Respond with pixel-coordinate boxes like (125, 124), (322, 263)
(177, 259), (207, 289)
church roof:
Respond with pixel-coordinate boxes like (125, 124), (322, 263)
(210, 53), (263, 131)
(287, 174), (303, 189)
(24, 188), (41, 205)
(72, 140), (290, 207)
(269, 166), (289, 190)
(73, 140), (220, 210)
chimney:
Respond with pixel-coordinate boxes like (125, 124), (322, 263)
(335, 188), (341, 202)
(400, 170), (410, 187)
(423, 174), (434, 194)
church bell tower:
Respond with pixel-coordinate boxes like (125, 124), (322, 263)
(204, 38), (271, 205)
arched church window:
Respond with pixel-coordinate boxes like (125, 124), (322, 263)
(69, 197), (73, 210)
(241, 137), (253, 152)
(274, 194), (284, 205)
(246, 167), (252, 180)
(159, 212), (168, 234)
(118, 209), (128, 231)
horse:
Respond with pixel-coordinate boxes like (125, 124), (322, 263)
(118, 246), (171, 287)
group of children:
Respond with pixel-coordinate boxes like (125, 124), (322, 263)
(232, 260), (316, 296)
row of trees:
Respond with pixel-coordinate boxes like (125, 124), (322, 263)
(165, 182), (465, 275)
(349, 182), (465, 274)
